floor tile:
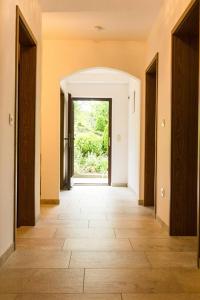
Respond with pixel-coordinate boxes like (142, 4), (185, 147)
(84, 269), (183, 293)
(14, 294), (121, 300)
(16, 238), (65, 250)
(122, 294), (200, 300)
(0, 269), (84, 293)
(70, 251), (151, 268)
(58, 213), (107, 221)
(1, 187), (198, 298)
(55, 228), (115, 238)
(175, 270), (200, 292)
(4, 250), (71, 268)
(115, 229), (168, 238)
(146, 251), (197, 268)
(89, 220), (162, 229)
(63, 239), (132, 251)
(129, 238), (197, 251)
(16, 228), (56, 238)
(38, 220), (89, 228)
(0, 295), (17, 300)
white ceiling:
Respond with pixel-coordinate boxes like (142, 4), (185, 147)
(40, 0), (165, 41)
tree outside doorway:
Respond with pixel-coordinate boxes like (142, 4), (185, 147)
(74, 100), (109, 179)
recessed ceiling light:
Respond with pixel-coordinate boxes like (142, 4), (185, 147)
(94, 25), (105, 31)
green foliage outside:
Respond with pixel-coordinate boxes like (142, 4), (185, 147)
(74, 101), (109, 176)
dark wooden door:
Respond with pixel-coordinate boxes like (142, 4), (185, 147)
(60, 89), (68, 189)
(17, 10), (37, 227)
(170, 0), (199, 236)
(144, 54), (158, 209)
(67, 93), (74, 190)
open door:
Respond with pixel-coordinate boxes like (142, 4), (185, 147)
(144, 54), (159, 211)
(15, 7), (37, 228)
(67, 93), (74, 190)
(60, 89), (68, 189)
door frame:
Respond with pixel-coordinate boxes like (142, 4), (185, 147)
(67, 93), (74, 190)
(169, 0), (200, 265)
(72, 97), (112, 186)
(14, 6), (37, 247)
(60, 88), (66, 189)
(144, 53), (159, 215)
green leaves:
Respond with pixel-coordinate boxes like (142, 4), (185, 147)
(75, 133), (103, 157)
(74, 100), (109, 175)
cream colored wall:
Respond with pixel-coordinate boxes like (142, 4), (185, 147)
(0, 0), (41, 257)
(146, 0), (193, 225)
(41, 40), (146, 200)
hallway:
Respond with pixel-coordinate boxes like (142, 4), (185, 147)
(0, 187), (199, 299)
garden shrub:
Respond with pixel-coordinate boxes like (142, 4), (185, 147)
(74, 100), (109, 175)
(103, 124), (108, 153)
(75, 133), (103, 157)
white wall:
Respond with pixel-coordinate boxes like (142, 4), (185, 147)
(64, 82), (129, 185)
(0, 0), (41, 257)
(128, 79), (141, 197)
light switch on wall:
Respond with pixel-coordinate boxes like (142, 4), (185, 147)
(161, 187), (165, 198)
(161, 119), (166, 128)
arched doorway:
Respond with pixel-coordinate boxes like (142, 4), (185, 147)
(59, 67), (141, 197)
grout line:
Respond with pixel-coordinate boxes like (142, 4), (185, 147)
(68, 251), (72, 268)
(52, 228), (59, 238)
(61, 239), (67, 250)
(144, 251), (153, 269)
(83, 268), (86, 293)
(121, 293), (123, 300)
(61, 238), (66, 250)
(129, 238), (134, 250)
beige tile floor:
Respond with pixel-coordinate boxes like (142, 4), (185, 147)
(0, 186), (199, 299)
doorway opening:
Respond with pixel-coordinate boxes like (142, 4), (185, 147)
(170, 0), (199, 236)
(61, 96), (112, 189)
(72, 98), (112, 186)
(60, 67), (141, 196)
(15, 7), (37, 229)
(144, 54), (159, 212)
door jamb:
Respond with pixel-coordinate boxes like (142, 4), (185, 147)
(60, 88), (65, 189)
(144, 53), (159, 216)
(14, 6), (37, 249)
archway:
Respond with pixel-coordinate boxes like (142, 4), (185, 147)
(59, 67), (141, 197)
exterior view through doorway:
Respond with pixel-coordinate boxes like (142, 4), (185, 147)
(72, 98), (112, 186)
(60, 95), (112, 189)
